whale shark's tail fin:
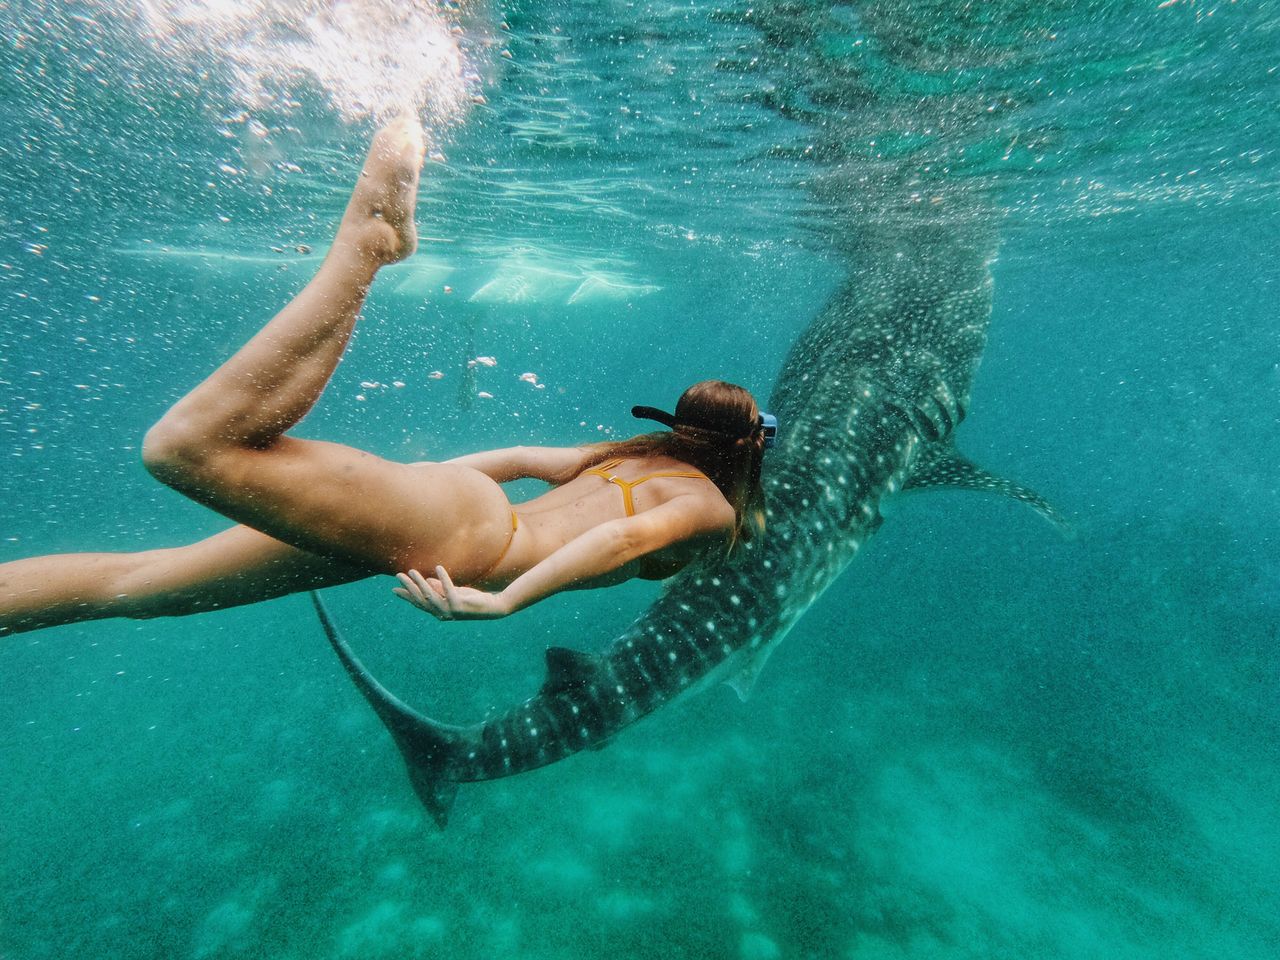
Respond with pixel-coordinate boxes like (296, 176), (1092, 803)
(310, 592), (463, 827)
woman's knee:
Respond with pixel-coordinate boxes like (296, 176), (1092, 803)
(141, 416), (218, 491)
(142, 419), (188, 478)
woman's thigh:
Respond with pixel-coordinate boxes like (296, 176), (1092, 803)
(156, 438), (513, 578)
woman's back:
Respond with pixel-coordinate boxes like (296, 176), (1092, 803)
(486, 455), (730, 587)
(399, 380), (767, 615)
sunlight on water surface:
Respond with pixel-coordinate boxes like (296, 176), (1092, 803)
(112, 0), (477, 124)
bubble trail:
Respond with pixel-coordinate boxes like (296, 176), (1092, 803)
(113, 0), (477, 125)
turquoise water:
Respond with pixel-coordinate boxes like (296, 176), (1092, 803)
(2, 1), (1278, 958)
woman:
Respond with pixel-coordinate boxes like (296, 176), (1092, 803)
(0, 119), (769, 636)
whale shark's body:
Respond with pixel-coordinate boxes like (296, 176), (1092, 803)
(313, 222), (1064, 827)
(313, 0), (1074, 827)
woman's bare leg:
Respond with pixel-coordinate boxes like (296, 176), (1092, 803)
(0, 119), (513, 639)
(147, 117), (423, 457)
(0, 526), (368, 637)
(139, 118), (511, 577)
(1, 118), (511, 641)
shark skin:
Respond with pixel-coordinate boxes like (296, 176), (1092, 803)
(312, 226), (1062, 828)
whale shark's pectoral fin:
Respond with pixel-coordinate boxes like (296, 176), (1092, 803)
(541, 646), (600, 696)
(905, 441), (1073, 537)
(724, 643), (778, 703)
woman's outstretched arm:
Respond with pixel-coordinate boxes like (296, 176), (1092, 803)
(393, 494), (733, 620)
(444, 446), (591, 485)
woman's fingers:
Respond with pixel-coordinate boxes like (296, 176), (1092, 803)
(395, 567), (494, 622)
(393, 585), (433, 612)
(395, 569), (451, 618)
(407, 568), (438, 597)
(436, 565), (460, 605)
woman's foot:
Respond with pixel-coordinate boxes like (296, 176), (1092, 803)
(335, 116), (426, 266)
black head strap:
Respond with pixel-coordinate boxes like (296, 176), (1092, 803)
(630, 405), (679, 429)
(632, 403), (778, 449)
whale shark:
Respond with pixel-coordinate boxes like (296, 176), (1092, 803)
(312, 221), (1066, 827)
(309, 0), (1081, 827)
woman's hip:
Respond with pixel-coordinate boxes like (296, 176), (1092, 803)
(399, 462), (516, 581)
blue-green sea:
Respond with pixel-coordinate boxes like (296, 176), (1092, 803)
(2, 2), (1277, 958)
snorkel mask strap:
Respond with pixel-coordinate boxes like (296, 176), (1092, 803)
(630, 405), (678, 429)
(631, 405), (779, 449)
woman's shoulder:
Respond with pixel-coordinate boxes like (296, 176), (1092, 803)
(630, 454), (708, 475)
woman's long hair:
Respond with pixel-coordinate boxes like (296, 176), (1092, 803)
(575, 380), (767, 551)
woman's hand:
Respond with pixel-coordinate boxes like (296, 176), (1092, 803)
(392, 566), (512, 621)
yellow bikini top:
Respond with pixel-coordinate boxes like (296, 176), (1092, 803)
(581, 457), (709, 516)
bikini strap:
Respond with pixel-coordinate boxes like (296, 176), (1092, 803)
(472, 507), (520, 585)
(633, 470), (707, 481)
(582, 457), (625, 479)
(584, 459), (709, 517)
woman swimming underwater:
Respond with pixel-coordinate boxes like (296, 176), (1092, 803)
(0, 118), (772, 637)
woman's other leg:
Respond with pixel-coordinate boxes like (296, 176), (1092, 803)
(0, 526), (368, 637)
